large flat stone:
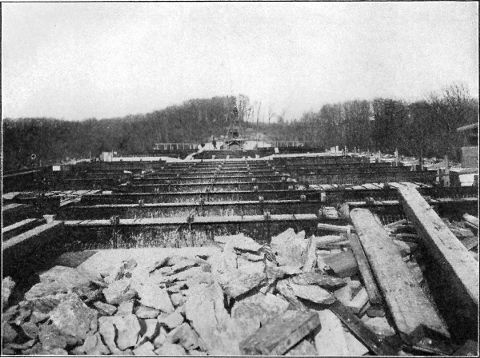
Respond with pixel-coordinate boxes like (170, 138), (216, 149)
(115, 314), (141, 350)
(49, 293), (98, 342)
(214, 233), (262, 252)
(288, 282), (336, 305)
(271, 229), (307, 266)
(102, 279), (137, 305)
(167, 323), (201, 351)
(136, 283), (174, 313)
(231, 292), (289, 327)
(2, 276), (15, 307)
(315, 309), (368, 356)
(185, 281), (244, 355)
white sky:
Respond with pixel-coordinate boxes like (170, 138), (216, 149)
(2, 2), (478, 121)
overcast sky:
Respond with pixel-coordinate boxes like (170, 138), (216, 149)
(2, 2), (478, 121)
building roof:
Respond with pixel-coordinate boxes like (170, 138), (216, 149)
(457, 122), (478, 132)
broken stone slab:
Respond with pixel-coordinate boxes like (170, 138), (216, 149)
(94, 301), (117, 315)
(137, 318), (160, 345)
(170, 293), (186, 307)
(115, 314), (142, 351)
(2, 304), (20, 323)
(208, 248), (238, 277)
(116, 300), (134, 316)
(21, 321), (39, 340)
(346, 287), (369, 315)
(2, 321), (18, 343)
(291, 271), (347, 289)
(98, 316), (120, 354)
(334, 279), (363, 304)
(315, 309), (368, 356)
(135, 304), (160, 319)
(136, 283), (174, 313)
(285, 339), (318, 356)
(154, 342), (187, 355)
(240, 309), (321, 355)
(4, 339), (36, 351)
(147, 256), (169, 273)
(219, 270), (267, 299)
(185, 271), (214, 288)
(104, 259), (138, 284)
(152, 327), (168, 348)
(25, 266), (95, 301)
(231, 292), (290, 327)
(288, 282), (336, 305)
(13, 304), (32, 326)
(214, 233), (262, 252)
(103, 279), (137, 305)
(361, 316), (396, 337)
(2, 276), (15, 308)
(276, 280), (306, 310)
(78, 332), (110, 355)
(133, 341), (156, 356)
(158, 311), (184, 330)
(239, 252), (264, 262)
(271, 229), (308, 266)
(38, 347), (69, 355)
(185, 281), (243, 355)
(236, 257), (265, 272)
(28, 292), (69, 315)
(49, 293), (98, 342)
(266, 264), (302, 280)
(21, 342), (43, 355)
(38, 323), (67, 350)
(323, 249), (359, 278)
(166, 322), (201, 351)
(30, 310), (50, 324)
(156, 266), (206, 285)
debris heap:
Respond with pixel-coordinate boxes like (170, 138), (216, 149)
(0, 226), (470, 356)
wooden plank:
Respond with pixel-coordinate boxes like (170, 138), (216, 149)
(350, 208), (450, 344)
(347, 231), (383, 306)
(398, 184), (479, 307)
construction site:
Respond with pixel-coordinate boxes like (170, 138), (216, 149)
(2, 2), (479, 355)
(2, 123), (479, 356)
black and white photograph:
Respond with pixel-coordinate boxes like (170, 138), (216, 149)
(1, 1), (479, 356)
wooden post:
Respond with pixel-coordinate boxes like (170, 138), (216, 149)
(397, 184), (478, 307)
(350, 208), (450, 344)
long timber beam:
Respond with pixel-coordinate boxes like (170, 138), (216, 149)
(397, 183), (479, 307)
(350, 208), (450, 344)
(63, 213), (320, 227)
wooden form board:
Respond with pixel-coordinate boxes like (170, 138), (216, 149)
(350, 208), (450, 344)
(63, 213), (321, 227)
(2, 221), (64, 252)
(397, 184), (479, 307)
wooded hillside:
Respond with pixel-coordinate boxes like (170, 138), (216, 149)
(3, 85), (477, 171)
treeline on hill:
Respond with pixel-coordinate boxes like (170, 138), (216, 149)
(267, 84), (477, 160)
(3, 84), (478, 171)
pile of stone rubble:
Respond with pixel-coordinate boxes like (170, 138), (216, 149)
(1, 228), (401, 356)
